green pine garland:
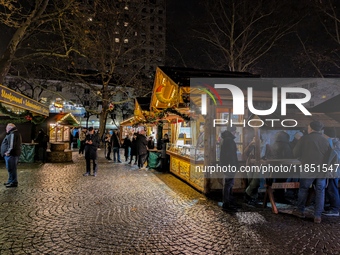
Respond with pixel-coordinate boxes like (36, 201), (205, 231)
(0, 102), (47, 125)
(132, 107), (190, 127)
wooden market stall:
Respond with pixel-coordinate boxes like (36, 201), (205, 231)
(119, 97), (154, 140)
(0, 84), (49, 162)
(39, 113), (79, 162)
(149, 67), (277, 195)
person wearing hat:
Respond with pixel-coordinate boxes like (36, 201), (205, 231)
(220, 125), (240, 211)
(323, 127), (340, 216)
(292, 121), (332, 223)
(84, 127), (100, 176)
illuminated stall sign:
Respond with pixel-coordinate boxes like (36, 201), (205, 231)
(0, 85), (49, 116)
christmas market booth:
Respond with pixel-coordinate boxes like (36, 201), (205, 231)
(41, 113), (79, 162)
(120, 97), (152, 141)
(0, 84), (49, 162)
(149, 67), (281, 195)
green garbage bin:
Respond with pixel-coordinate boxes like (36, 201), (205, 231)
(148, 151), (161, 169)
(19, 143), (36, 163)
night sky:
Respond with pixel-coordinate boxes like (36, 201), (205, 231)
(166, 0), (340, 77)
(1, 1), (339, 78)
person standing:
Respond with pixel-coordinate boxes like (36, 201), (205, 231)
(137, 129), (148, 170)
(79, 127), (87, 156)
(322, 127), (340, 216)
(160, 134), (170, 171)
(35, 128), (49, 164)
(122, 135), (132, 162)
(69, 127), (74, 150)
(84, 127), (100, 177)
(293, 121), (332, 223)
(129, 133), (138, 165)
(1, 123), (22, 188)
(220, 126), (240, 211)
(111, 130), (121, 163)
(105, 132), (112, 160)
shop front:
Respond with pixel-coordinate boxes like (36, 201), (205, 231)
(0, 85), (49, 162)
(149, 67), (279, 194)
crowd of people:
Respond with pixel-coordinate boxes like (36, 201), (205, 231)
(221, 121), (340, 224)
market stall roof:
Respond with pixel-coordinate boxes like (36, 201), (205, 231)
(248, 112), (340, 128)
(0, 84), (49, 116)
(45, 113), (79, 126)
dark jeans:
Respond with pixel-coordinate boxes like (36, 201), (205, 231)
(5, 155), (19, 185)
(138, 153), (147, 168)
(297, 178), (326, 218)
(113, 147), (120, 162)
(38, 147), (47, 163)
(326, 178), (340, 212)
(86, 158), (98, 175)
(223, 178), (235, 204)
(79, 141), (86, 154)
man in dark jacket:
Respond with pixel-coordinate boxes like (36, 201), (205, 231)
(1, 123), (22, 187)
(220, 126), (240, 211)
(293, 121), (332, 223)
(137, 129), (148, 169)
(111, 130), (121, 163)
(35, 128), (49, 164)
(84, 127), (100, 176)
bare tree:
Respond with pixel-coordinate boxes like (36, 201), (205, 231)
(196, 0), (301, 72)
(0, 0), (78, 83)
(22, 0), (160, 138)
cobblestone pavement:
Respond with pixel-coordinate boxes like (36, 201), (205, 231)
(1, 151), (340, 254)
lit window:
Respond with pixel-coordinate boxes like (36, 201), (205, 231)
(134, 32), (137, 36)
(88, 17), (93, 21)
(124, 39), (128, 43)
(124, 22), (129, 26)
(124, 5), (128, 10)
(115, 31), (119, 34)
(115, 38), (120, 43)
(322, 95), (326, 98)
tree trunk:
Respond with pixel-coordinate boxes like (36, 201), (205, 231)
(98, 85), (109, 141)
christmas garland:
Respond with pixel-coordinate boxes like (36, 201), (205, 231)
(0, 102), (47, 125)
(131, 107), (190, 127)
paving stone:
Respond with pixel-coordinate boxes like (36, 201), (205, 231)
(0, 150), (340, 254)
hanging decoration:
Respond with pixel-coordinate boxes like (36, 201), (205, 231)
(155, 85), (178, 104)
